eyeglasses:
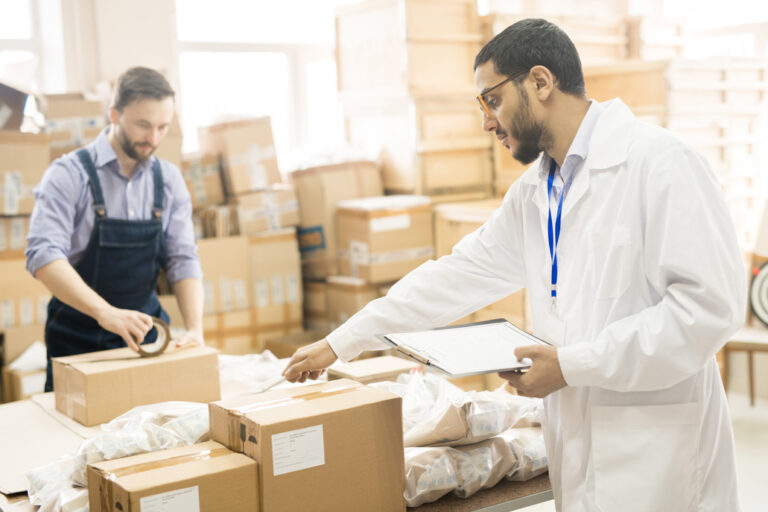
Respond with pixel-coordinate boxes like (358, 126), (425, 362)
(476, 69), (529, 117)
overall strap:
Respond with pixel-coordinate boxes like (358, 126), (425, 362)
(151, 158), (164, 219)
(76, 149), (107, 217)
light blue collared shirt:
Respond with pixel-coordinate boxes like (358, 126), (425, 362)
(540, 99), (603, 212)
(26, 127), (202, 284)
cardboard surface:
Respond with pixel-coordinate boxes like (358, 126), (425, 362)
(198, 236), (251, 314)
(1, 323), (44, 366)
(325, 275), (381, 330)
(2, 367), (45, 402)
(328, 355), (421, 384)
(0, 258), (50, 329)
(0, 215), (30, 259)
(88, 440), (259, 512)
(264, 330), (329, 359)
(210, 379), (405, 512)
(0, 132), (51, 215)
(52, 345), (221, 426)
(182, 152), (225, 209)
(235, 185), (299, 235)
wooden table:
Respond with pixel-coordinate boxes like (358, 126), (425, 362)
(724, 327), (768, 406)
(411, 473), (552, 512)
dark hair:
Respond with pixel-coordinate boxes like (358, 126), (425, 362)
(112, 67), (175, 112)
(474, 18), (585, 96)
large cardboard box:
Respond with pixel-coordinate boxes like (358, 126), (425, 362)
(264, 329), (328, 359)
(235, 184), (299, 236)
(303, 280), (329, 331)
(336, 195), (434, 283)
(2, 366), (45, 402)
(154, 115), (183, 169)
(326, 275), (381, 330)
(198, 118), (281, 196)
(0, 258), (50, 329)
(0, 132), (51, 215)
(197, 204), (240, 238)
(328, 355), (420, 384)
(0, 215), (29, 259)
(182, 152), (225, 209)
(87, 441), (259, 512)
(198, 236), (251, 314)
(52, 345), (221, 426)
(42, 93), (106, 161)
(209, 379), (405, 512)
(1, 323), (44, 366)
(291, 161), (383, 278)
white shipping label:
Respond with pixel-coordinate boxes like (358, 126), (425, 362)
(4, 171), (22, 215)
(19, 298), (33, 326)
(255, 278), (269, 308)
(349, 241), (370, 266)
(272, 425), (325, 476)
(37, 295), (49, 323)
(10, 217), (24, 250)
(21, 372), (46, 398)
(203, 281), (215, 314)
(271, 275), (284, 305)
(140, 485), (200, 512)
(286, 274), (299, 304)
(370, 214), (411, 233)
(219, 278), (233, 312)
(234, 279), (248, 310)
(2, 299), (14, 328)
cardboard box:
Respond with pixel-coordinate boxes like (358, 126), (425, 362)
(154, 115), (183, 169)
(264, 329), (329, 359)
(202, 310), (303, 356)
(0, 132), (51, 215)
(328, 355), (420, 384)
(0, 258), (50, 328)
(303, 280), (329, 331)
(336, 195), (434, 283)
(326, 275), (381, 330)
(209, 379), (405, 512)
(87, 441), (259, 512)
(198, 236), (251, 314)
(291, 161), (383, 279)
(2, 366), (45, 402)
(42, 93), (106, 160)
(52, 345), (221, 426)
(198, 204), (240, 238)
(235, 184), (299, 236)
(182, 152), (225, 209)
(1, 323), (44, 366)
(198, 118), (281, 196)
(0, 215), (29, 258)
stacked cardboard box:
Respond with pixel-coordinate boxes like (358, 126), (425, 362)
(0, 132), (50, 215)
(42, 93), (106, 161)
(182, 152), (225, 210)
(0, 215), (29, 259)
(209, 379), (405, 512)
(264, 329), (329, 359)
(303, 280), (329, 331)
(0, 258), (50, 329)
(1, 323), (45, 402)
(328, 355), (421, 384)
(325, 276), (382, 330)
(154, 115), (184, 169)
(234, 184), (300, 236)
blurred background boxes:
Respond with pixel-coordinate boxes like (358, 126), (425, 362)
(326, 275), (383, 330)
(41, 93), (106, 161)
(0, 132), (50, 215)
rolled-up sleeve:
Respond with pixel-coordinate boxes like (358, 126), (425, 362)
(162, 163), (202, 283)
(25, 161), (82, 276)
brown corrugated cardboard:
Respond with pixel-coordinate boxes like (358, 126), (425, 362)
(1, 323), (44, 366)
(43, 93), (106, 161)
(182, 152), (225, 209)
(209, 379), (405, 512)
(264, 329), (328, 359)
(0, 215), (29, 259)
(2, 366), (45, 402)
(235, 184), (299, 235)
(303, 280), (329, 331)
(336, 195), (434, 283)
(52, 345), (221, 426)
(0, 132), (51, 215)
(328, 355), (420, 384)
(198, 204), (239, 238)
(290, 161), (383, 278)
(202, 310), (302, 356)
(0, 258), (50, 328)
(87, 441), (259, 512)
(198, 236), (251, 314)
(198, 118), (281, 196)
(326, 275), (381, 330)
(154, 115), (183, 169)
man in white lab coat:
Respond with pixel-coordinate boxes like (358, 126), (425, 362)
(283, 18), (745, 511)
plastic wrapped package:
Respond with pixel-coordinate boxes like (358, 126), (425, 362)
(404, 447), (458, 507)
(26, 401), (209, 512)
(502, 427), (548, 481)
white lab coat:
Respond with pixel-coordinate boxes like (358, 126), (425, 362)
(327, 99), (746, 511)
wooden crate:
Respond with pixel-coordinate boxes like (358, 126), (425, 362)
(335, 0), (482, 100)
(344, 95), (494, 196)
(482, 13), (628, 65)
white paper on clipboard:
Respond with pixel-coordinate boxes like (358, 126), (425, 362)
(380, 319), (549, 377)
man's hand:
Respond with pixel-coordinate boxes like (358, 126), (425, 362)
(176, 328), (205, 348)
(500, 345), (567, 398)
(96, 306), (153, 352)
(282, 339), (338, 383)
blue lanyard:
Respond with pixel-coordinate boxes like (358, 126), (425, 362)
(546, 158), (576, 307)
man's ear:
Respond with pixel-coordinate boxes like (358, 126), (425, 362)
(108, 106), (120, 126)
(529, 65), (554, 101)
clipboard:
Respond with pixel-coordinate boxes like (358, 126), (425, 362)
(377, 318), (550, 378)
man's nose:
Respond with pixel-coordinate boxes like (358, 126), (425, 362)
(481, 111), (498, 133)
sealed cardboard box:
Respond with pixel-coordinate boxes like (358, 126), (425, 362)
(336, 195), (434, 283)
(264, 329), (328, 359)
(52, 345), (221, 426)
(182, 152), (225, 209)
(198, 118), (281, 196)
(2, 366), (45, 402)
(198, 236), (251, 314)
(303, 280), (329, 331)
(328, 355), (420, 384)
(1, 323), (44, 366)
(209, 379), (405, 512)
(42, 93), (106, 160)
(154, 115), (183, 169)
(235, 184), (299, 235)
(198, 204), (239, 238)
(291, 161), (383, 279)
(0, 258), (50, 328)
(87, 440), (259, 512)
(0, 132), (51, 215)
(0, 215), (29, 258)
(326, 275), (381, 330)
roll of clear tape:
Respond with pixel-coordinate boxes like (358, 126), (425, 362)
(137, 317), (171, 357)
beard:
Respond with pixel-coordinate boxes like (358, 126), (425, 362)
(116, 126), (156, 162)
(500, 85), (551, 165)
